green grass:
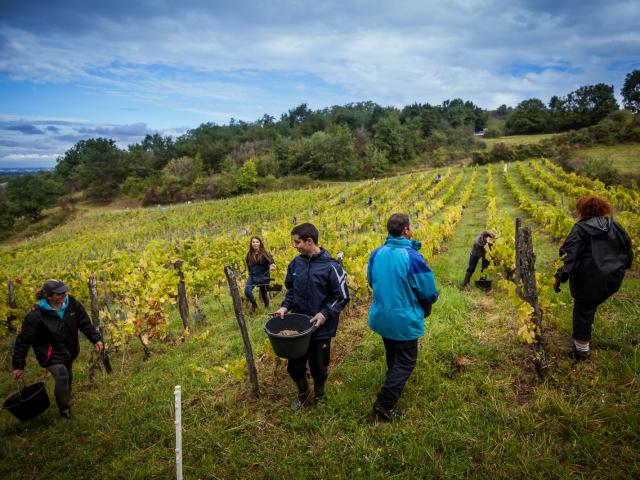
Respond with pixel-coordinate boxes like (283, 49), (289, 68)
(572, 144), (640, 175)
(482, 133), (559, 149)
(1, 164), (639, 479)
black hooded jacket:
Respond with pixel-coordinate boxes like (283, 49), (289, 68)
(12, 295), (102, 370)
(282, 248), (350, 341)
(556, 217), (633, 303)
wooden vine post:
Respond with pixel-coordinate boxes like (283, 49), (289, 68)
(88, 275), (113, 374)
(173, 260), (191, 330)
(6, 279), (18, 333)
(514, 218), (546, 376)
(223, 265), (260, 399)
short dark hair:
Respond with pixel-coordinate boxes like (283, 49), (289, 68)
(387, 213), (410, 237)
(575, 196), (612, 219)
(291, 223), (319, 244)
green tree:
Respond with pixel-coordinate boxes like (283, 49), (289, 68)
(55, 138), (128, 201)
(233, 159), (258, 193)
(621, 69), (640, 113)
(505, 99), (550, 134)
(373, 115), (407, 164)
(6, 174), (64, 221)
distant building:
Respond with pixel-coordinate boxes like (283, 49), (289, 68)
(474, 129), (488, 136)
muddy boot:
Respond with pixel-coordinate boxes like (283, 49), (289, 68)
(314, 382), (326, 408)
(290, 378), (310, 410)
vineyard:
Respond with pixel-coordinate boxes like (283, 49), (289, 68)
(1, 158), (639, 479)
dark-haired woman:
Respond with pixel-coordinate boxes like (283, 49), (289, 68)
(245, 237), (275, 312)
(554, 196), (633, 361)
(11, 279), (104, 419)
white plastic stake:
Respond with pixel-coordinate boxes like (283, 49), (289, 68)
(174, 385), (183, 480)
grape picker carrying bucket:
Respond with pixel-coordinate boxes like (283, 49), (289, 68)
(11, 279), (104, 420)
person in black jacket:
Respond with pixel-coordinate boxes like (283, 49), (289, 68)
(554, 196), (633, 361)
(245, 236), (275, 312)
(11, 279), (104, 419)
(462, 230), (496, 288)
(273, 223), (349, 409)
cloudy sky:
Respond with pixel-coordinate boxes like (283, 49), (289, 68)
(1, 0), (638, 168)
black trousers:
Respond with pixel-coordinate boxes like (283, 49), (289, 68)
(573, 300), (601, 341)
(46, 362), (73, 411)
(287, 339), (331, 385)
(375, 338), (418, 410)
(466, 254), (489, 277)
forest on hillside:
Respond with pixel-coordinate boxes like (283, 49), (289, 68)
(1, 71), (639, 241)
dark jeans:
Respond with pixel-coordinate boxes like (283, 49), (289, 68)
(46, 362), (73, 412)
(287, 339), (331, 386)
(244, 279), (269, 307)
(374, 338), (418, 410)
(573, 300), (601, 341)
(466, 254), (489, 277)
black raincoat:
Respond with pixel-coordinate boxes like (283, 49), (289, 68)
(556, 217), (633, 303)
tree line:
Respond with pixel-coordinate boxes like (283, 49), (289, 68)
(1, 69), (639, 239)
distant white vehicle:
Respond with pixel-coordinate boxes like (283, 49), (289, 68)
(474, 128), (488, 136)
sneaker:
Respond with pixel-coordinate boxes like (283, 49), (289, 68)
(60, 408), (73, 420)
(314, 395), (327, 408)
(566, 347), (590, 362)
(290, 391), (310, 411)
(373, 404), (402, 422)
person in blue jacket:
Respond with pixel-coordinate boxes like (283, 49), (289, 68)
(367, 213), (438, 421)
(273, 223), (349, 410)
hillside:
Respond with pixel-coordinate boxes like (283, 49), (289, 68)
(1, 161), (639, 479)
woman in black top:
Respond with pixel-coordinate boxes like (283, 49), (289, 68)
(554, 196), (633, 361)
(244, 236), (275, 312)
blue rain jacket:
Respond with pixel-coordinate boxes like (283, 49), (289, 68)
(367, 235), (438, 341)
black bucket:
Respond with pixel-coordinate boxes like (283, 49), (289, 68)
(3, 381), (50, 422)
(264, 313), (314, 359)
(475, 279), (492, 291)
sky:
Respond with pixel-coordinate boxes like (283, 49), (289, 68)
(0, 0), (639, 168)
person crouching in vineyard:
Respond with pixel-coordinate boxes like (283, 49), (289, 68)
(367, 213), (438, 421)
(554, 196), (633, 361)
(245, 236), (276, 312)
(461, 230), (496, 289)
(11, 279), (104, 420)
(273, 223), (349, 409)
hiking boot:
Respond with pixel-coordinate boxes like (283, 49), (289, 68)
(314, 382), (326, 408)
(373, 404), (402, 422)
(290, 377), (310, 410)
(250, 301), (258, 313)
(566, 347), (590, 362)
(290, 391), (311, 411)
(60, 408), (74, 420)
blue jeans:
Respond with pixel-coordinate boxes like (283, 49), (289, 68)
(244, 278), (269, 307)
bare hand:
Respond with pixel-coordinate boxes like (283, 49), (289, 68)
(12, 369), (23, 380)
(309, 312), (326, 328)
(273, 307), (288, 318)
(95, 341), (105, 353)
(269, 263), (276, 271)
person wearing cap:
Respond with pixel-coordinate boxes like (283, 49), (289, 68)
(11, 279), (104, 420)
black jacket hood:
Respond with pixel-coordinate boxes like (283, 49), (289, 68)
(579, 216), (612, 236)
